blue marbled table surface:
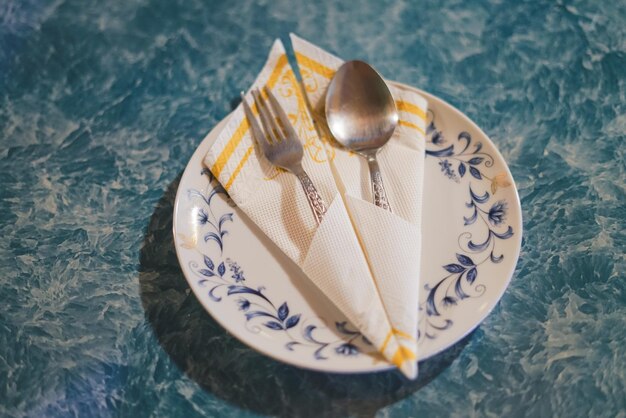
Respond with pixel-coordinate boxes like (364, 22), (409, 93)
(1, 0), (625, 417)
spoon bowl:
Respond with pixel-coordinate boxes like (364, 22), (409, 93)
(325, 60), (398, 211)
(325, 61), (398, 154)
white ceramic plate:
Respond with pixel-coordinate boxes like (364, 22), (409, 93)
(173, 82), (522, 373)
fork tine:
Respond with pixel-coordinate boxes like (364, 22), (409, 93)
(263, 86), (298, 140)
(241, 92), (269, 151)
(252, 89), (282, 144)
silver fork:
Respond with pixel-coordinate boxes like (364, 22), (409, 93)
(240, 87), (327, 225)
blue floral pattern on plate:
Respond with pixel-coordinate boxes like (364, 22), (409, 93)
(420, 112), (514, 340)
(183, 108), (515, 360)
(187, 170), (373, 359)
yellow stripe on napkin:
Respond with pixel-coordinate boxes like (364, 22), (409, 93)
(212, 54), (289, 181)
(295, 52), (336, 79)
(398, 120), (425, 135)
(396, 100), (426, 121)
(225, 145), (254, 190)
(392, 346), (417, 367)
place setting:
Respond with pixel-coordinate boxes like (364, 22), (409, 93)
(172, 34), (522, 379)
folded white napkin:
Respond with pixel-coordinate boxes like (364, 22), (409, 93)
(203, 37), (427, 378)
(291, 33), (428, 373)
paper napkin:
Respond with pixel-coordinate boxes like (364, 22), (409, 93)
(202, 40), (412, 377)
(291, 33), (428, 374)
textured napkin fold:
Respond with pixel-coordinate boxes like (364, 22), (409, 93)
(202, 40), (412, 376)
(291, 33), (428, 374)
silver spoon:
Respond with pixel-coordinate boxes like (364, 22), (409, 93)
(325, 60), (398, 212)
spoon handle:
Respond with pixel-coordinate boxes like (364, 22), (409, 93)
(296, 170), (328, 225)
(367, 155), (392, 212)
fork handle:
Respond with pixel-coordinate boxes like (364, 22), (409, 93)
(296, 171), (327, 225)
